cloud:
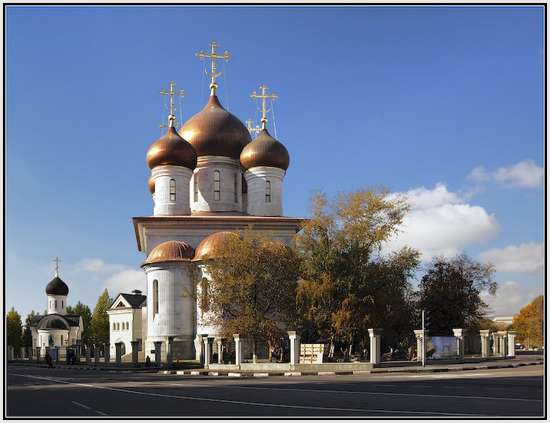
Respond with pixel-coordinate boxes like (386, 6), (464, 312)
(104, 269), (146, 295)
(70, 258), (145, 295)
(468, 160), (543, 189)
(481, 281), (542, 317)
(385, 183), (499, 260)
(479, 243), (544, 274)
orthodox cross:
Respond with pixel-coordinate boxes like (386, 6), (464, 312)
(195, 41), (230, 95)
(160, 81), (185, 129)
(53, 257), (60, 277)
(250, 85), (278, 130)
(246, 118), (261, 136)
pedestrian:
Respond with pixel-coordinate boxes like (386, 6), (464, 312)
(46, 353), (53, 368)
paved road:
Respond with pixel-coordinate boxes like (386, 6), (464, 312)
(6, 364), (544, 417)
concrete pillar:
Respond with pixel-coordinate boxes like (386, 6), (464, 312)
(131, 341), (139, 366)
(7, 346), (14, 361)
(85, 346), (91, 365)
(498, 331), (507, 357)
(491, 333), (498, 355)
(368, 328), (382, 364)
(480, 330), (490, 358)
(75, 345), (81, 363)
(414, 330), (425, 362)
(167, 337), (174, 366)
(233, 334), (242, 366)
(507, 332), (516, 358)
(288, 331), (301, 366)
(94, 345), (100, 364)
(215, 337), (223, 364)
(104, 343), (110, 363)
(20, 346), (26, 359)
(203, 337), (212, 368)
(115, 343), (122, 366)
(154, 341), (162, 366)
(194, 334), (204, 362)
(452, 328), (464, 359)
(35, 347), (41, 363)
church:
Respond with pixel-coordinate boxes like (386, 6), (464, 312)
(108, 41), (303, 362)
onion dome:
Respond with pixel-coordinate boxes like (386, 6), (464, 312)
(142, 240), (195, 266)
(240, 128), (290, 171)
(146, 121), (197, 170)
(45, 276), (69, 296)
(179, 95), (251, 159)
(193, 231), (240, 262)
(148, 176), (155, 194)
(38, 315), (70, 330)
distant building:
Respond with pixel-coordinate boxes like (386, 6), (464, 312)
(492, 316), (514, 326)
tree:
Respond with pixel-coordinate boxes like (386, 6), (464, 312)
(21, 310), (39, 350)
(90, 290), (111, 346)
(7, 307), (23, 356)
(296, 189), (420, 359)
(204, 232), (301, 363)
(67, 302), (92, 346)
(418, 254), (497, 335)
(513, 296), (543, 349)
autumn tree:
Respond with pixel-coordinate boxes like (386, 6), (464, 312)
(513, 296), (543, 349)
(67, 302), (93, 346)
(418, 254), (497, 335)
(21, 310), (39, 351)
(203, 232), (301, 363)
(90, 289), (111, 346)
(7, 307), (23, 356)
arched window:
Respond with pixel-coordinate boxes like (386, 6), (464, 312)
(61, 300), (63, 308)
(60, 335), (63, 345)
(265, 180), (272, 203)
(153, 279), (159, 316)
(113, 322), (116, 330)
(193, 175), (199, 202)
(55, 300), (57, 309)
(169, 179), (176, 201)
(234, 173), (238, 203)
(213, 170), (221, 201)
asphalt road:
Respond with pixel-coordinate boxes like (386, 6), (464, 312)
(6, 364), (545, 417)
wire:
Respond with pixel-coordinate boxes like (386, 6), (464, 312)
(223, 60), (229, 110)
(271, 100), (278, 139)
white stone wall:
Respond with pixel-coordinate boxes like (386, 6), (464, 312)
(37, 329), (69, 356)
(108, 309), (135, 356)
(152, 165), (193, 216)
(244, 166), (285, 216)
(190, 156), (243, 214)
(47, 294), (67, 315)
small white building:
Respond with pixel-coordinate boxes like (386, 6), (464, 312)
(107, 290), (147, 359)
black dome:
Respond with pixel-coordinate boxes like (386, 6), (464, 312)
(37, 314), (70, 330)
(45, 276), (69, 296)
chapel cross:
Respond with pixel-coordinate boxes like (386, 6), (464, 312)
(160, 81), (185, 128)
(250, 85), (278, 130)
(195, 41), (231, 95)
(53, 257), (61, 277)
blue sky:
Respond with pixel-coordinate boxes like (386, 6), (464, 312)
(6, 5), (544, 319)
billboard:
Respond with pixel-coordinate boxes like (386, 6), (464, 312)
(427, 336), (458, 359)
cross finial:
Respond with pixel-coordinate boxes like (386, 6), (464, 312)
(246, 118), (261, 136)
(195, 41), (231, 96)
(53, 257), (61, 277)
(160, 81), (185, 128)
(250, 85), (278, 130)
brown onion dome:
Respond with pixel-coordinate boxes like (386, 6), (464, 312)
(179, 95), (251, 159)
(240, 128), (290, 171)
(142, 240), (195, 266)
(147, 176), (155, 194)
(192, 231), (240, 262)
(146, 126), (197, 170)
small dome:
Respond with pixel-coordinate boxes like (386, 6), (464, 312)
(240, 128), (290, 171)
(179, 95), (251, 159)
(45, 277), (69, 296)
(146, 127), (197, 170)
(193, 231), (240, 262)
(143, 240), (195, 266)
(38, 315), (70, 330)
(148, 176), (155, 194)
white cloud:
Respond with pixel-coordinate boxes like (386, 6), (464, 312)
(385, 183), (499, 260)
(104, 269), (146, 295)
(468, 160), (543, 189)
(479, 243), (544, 274)
(70, 258), (145, 295)
(481, 281), (542, 317)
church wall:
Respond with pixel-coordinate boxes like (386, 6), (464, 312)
(108, 308), (135, 357)
(47, 294), (67, 315)
(245, 166), (285, 216)
(152, 165), (193, 216)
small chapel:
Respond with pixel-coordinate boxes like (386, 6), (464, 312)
(108, 41), (303, 362)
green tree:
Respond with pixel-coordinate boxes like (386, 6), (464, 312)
(21, 310), (39, 350)
(90, 290), (111, 346)
(513, 296), (543, 348)
(7, 307), (23, 356)
(67, 302), (92, 346)
(418, 254), (497, 335)
(204, 232), (301, 363)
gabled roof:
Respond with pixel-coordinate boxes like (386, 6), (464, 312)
(110, 293), (147, 309)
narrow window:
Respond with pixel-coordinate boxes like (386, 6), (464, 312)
(61, 300), (63, 308)
(60, 335), (63, 345)
(265, 180), (272, 203)
(234, 173), (238, 203)
(55, 300), (57, 309)
(169, 179), (176, 201)
(153, 279), (159, 316)
(193, 174), (199, 202)
(214, 170), (221, 201)
(113, 322), (116, 330)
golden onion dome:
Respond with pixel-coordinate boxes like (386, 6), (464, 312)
(142, 240), (195, 266)
(179, 95), (251, 159)
(146, 126), (197, 170)
(240, 128), (290, 171)
(147, 176), (155, 194)
(192, 231), (240, 262)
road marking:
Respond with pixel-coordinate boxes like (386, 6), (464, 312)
(8, 373), (482, 416)
(71, 400), (108, 416)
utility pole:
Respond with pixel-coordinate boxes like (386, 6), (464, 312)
(421, 309), (426, 367)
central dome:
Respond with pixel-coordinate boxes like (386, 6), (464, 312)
(179, 95), (251, 159)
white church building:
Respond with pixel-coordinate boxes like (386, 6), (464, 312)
(108, 41), (303, 362)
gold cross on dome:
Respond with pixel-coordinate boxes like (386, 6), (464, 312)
(160, 81), (185, 127)
(246, 118), (261, 136)
(195, 41), (231, 95)
(250, 85), (278, 130)
(53, 257), (61, 277)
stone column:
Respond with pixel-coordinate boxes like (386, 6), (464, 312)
(20, 346), (26, 359)
(154, 341), (162, 366)
(167, 337), (174, 366)
(85, 346), (92, 365)
(368, 328), (382, 364)
(452, 328), (464, 359)
(115, 343), (123, 366)
(75, 345), (81, 363)
(414, 330), (425, 362)
(203, 337), (212, 368)
(36, 347), (41, 362)
(491, 333), (498, 355)
(215, 337), (223, 364)
(288, 331), (301, 366)
(7, 346), (14, 361)
(480, 330), (490, 358)
(104, 343), (110, 363)
(194, 334), (204, 362)
(233, 334), (242, 367)
(498, 331), (507, 357)
(131, 341), (139, 366)
(94, 345), (100, 364)
(507, 332), (516, 358)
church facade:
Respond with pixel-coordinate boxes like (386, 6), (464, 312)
(109, 41), (303, 362)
